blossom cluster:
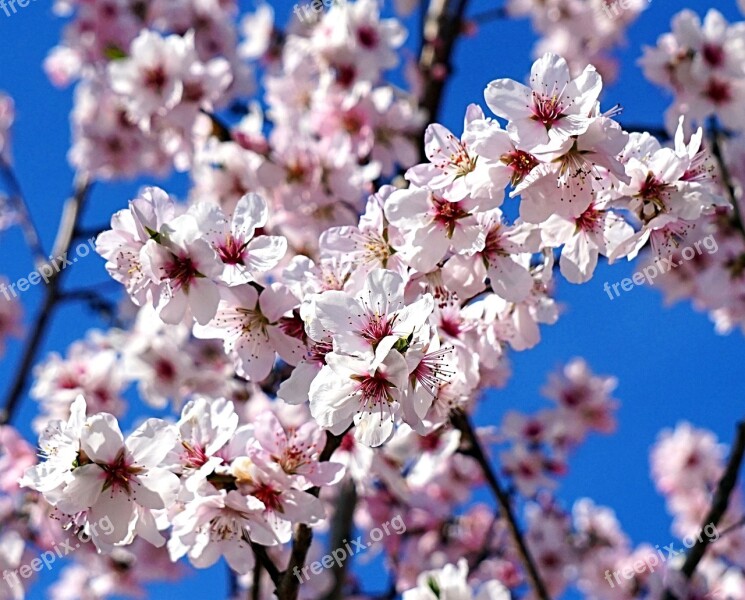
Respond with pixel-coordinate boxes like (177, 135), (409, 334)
(2, 1), (745, 599)
(19, 396), (342, 572)
(505, 0), (648, 82)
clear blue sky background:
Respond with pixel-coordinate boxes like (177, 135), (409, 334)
(0, 1), (743, 598)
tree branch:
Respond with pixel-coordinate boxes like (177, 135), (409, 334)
(708, 120), (745, 237)
(451, 409), (551, 600)
(274, 430), (346, 600)
(322, 479), (358, 600)
(0, 174), (92, 426)
(249, 540), (281, 587)
(0, 158), (46, 268)
(664, 421), (745, 600)
(417, 0), (471, 161)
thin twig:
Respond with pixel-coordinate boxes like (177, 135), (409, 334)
(322, 479), (358, 600)
(708, 120), (745, 237)
(0, 158), (46, 267)
(417, 0), (471, 161)
(0, 174), (92, 426)
(227, 566), (239, 600)
(274, 431), (345, 600)
(451, 409), (551, 600)
(249, 540), (281, 587)
(251, 560), (261, 600)
(663, 421), (745, 600)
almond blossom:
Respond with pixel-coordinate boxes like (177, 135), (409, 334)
(485, 52), (602, 149)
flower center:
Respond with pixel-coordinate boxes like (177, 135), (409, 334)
(252, 484), (282, 511)
(352, 372), (395, 407)
(356, 25), (379, 49)
(501, 150), (539, 186)
(163, 254), (201, 291)
(216, 234), (248, 265)
(99, 449), (144, 494)
(531, 92), (564, 128)
(702, 43), (724, 68)
(432, 196), (470, 237)
(705, 78), (732, 104)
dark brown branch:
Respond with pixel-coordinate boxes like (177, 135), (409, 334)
(251, 559), (261, 600)
(417, 0), (471, 162)
(451, 409), (551, 600)
(274, 431), (346, 600)
(0, 175), (92, 426)
(249, 540), (281, 587)
(663, 421), (745, 600)
(322, 479), (358, 600)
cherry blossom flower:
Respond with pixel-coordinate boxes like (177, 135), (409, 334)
(195, 193), (287, 286)
(309, 349), (409, 447)
(141, 212), (223, 325)
(193, 283), (305, 381)
(402, 559), (509, 600)
(311, 269), (434, 362)
(485, 53), (602, 149)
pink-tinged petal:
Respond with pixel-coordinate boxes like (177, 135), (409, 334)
(309, 461), (345, 486)
(232, 193), (268, 239)
(132, 469), (181, 509)
(126, 419), (177, 466)
(423, 123), (460, 163)
(233, 336), (275, 381)
(259, 283), (299, 322)
(277, 361), (322, 405)
(279, 489), (325, 524)
(450, 221), (486, 255)
(90, 488), (137, 549)
(406, 224), (450, 272)
(267, 326), (305, 366)
(81, 414), (124, 464)
(565, 64), (602, 115)
(158, 290), (188, 325)
(531, 53), (571, 94)
(560, 234), (599, 284)
(384, 187), (430, 226)
(405, 163), (440, 187)
(60, 464), (104, 511)
(133, 506), (166, 548)
(315, 291), (366, 335)
(354, 409), (395, 447)
(189, 278), (220, 326)
(364, 269), (405, 315)
(484, 78), (532, 122)
(309, 367), (358, 434)
(223, 538), (255, 575)
(488, 257), (534, 302)
(392, 294), (434, 337)
(244, 236), (287, 272)
(253, 412), (286, 455)
(507, 118), (551, 148)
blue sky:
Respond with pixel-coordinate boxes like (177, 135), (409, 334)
(1, 0), (743, 598)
